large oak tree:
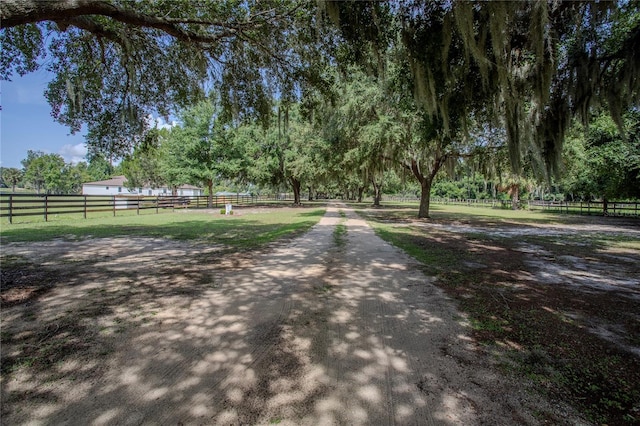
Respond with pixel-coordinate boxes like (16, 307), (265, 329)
(324, 0), (640, 179)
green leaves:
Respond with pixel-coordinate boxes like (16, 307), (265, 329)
(2, 0), (308, 158)
(19, 150), (90, 194)
(562, 113), (640, 200)
(163, 99), (245, 192)
(0, 24), (43, 80)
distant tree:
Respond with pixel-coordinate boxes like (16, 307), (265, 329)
(237, 104), (329, 205)
(21, 150), (46, 193)
(63, 161), (91, 194)
(562, 112), (640, 206)
(164, 99), (243, 207)
(120, 128), (168, 192)
(21, 150), (67, 194)
(2, 167), (23, 192)
(284, 113), (330, 205)
(86, 153), (114, 181)
(322, 68), (400, 207)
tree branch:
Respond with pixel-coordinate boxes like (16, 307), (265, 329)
(1, 0), (292, 47)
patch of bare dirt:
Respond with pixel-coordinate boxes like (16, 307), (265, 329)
(388, 214), (640, 424)
(1, 204), (613, 425)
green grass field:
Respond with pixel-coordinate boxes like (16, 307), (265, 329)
(0, 207), (326, 249)
(348, 200), (585, 223)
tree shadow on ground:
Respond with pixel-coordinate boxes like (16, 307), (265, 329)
(369, 216), (640, 425)
(2, 207), (619, 424)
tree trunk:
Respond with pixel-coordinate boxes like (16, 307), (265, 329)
(511, 185), (519, 210)
(290, 177), (301, 205)
(207, 178), (214, 208)
(407, 157), (443, 219)
(372, 180), (382, 207)
(307, 186), (313, 201)
(418, 178), (433, 218)
(603, 195), (608, 216)
(357, 186), (364, 203)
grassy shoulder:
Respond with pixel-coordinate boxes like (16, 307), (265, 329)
(359, 204), (640, 425)
(347, 200), (621, 224)
(0, 206), (326, 249)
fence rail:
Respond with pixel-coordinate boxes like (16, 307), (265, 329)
(431, 198), (639, 217)
(527, 200), (640, 217)
(385, 196), (639, 218)
(3, 193), (638, 223)
(0, 193), (258, 223)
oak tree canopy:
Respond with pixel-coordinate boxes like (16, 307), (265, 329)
(1, 0), (303, 157)
(2, 0), (639, 187)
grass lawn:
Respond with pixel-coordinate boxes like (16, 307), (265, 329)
(0, 206), (326, 249)
(358, 202), (640, 425)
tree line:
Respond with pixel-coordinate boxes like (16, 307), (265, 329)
(1, 150), (116, 194)
(2, 1), (639, 216)
(2, 104), (638, 209)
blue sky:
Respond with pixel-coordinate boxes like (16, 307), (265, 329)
(1, 70), (88, 169)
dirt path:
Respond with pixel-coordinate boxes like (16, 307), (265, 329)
(1, 204), (587, 425)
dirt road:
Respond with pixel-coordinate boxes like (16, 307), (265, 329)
(1, 204), (586, 425)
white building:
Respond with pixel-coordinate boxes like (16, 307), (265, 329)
(82, 176), (203, 196)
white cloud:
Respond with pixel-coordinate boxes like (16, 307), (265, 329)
(146, 114), (177, 130)
(59, 143), (87, 164)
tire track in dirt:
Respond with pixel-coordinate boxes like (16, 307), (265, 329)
(278, 204), (573, 426)
(337, 209), (439, 425)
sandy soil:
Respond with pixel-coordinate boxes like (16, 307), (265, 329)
(1, 204), (591, 425)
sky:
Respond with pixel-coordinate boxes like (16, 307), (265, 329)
(1, 70), (88, 169)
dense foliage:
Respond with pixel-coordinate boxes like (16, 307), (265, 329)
(2, 1), (639, 215)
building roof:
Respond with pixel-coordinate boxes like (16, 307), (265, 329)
(215, 191), (251, 196)
(83, 175), (128, 186)
(83, 176), (202, 190)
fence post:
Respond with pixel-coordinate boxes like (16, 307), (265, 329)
(44, 194), (48, 222)
(8, 194), (13, 224)
(84, 195), (87, 219)
(137, 196), (140, 215)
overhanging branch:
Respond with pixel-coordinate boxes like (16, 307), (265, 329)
(1, 0), (294, 48)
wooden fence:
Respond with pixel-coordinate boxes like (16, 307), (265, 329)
(432, 198), (639, 217)
(3, 193), (638, 223)
(527, 200), (640, 217)
(385, 196), (640, 217)
(0, 193), (258, 223)
(386, 197), (515, 208)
